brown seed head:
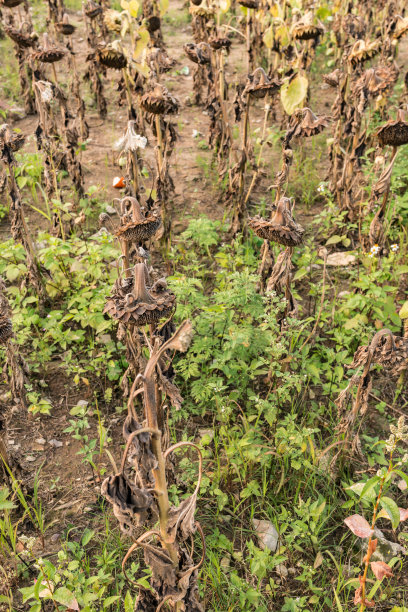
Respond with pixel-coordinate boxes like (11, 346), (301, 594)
(140, 84), (179, 115)
(243, 67), (281, 99)
(377, 108), (408, 147)
(104, 263), (176, 327)
(32, 34), (65, 63)
(249, 197), (305, 247)
(4, 23), (38, 48)
(291, 12), (324, 41)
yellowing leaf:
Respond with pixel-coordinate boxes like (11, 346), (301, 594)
(127, 0), (139, 17)
(134, 61), (150, 78)
(399, 301), (408, 319)
(159, 0), (169, 16)
(274, 24), (289, 47)
(121, 0), (129, 9)
(133, 28), (150, 59)
(270, 2), (283, 19)
(280, 74), (308, 115)
(263, 25), (274, 49)
(219, 0), (230, 13)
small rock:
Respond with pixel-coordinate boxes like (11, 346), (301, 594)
(35, 438), (46, 445)
(398, 479), (407, 491)
(25, 456), (36, 462)
(8, 106), (25, 119)
(91, 228), (109, 240)
(326, 252), (356, 267)
(275, 564), (288, 578)
(35, 240), (48, 250)
(105, 205), (117, 215)
(32, 444), (45, 452)
(49, 439), (63, 448)
(99, 334), (112, 344)
(361, 528), (406, 563)
(253, 519), (279, 552)
(51, 533), (61, 543)
(198, 428), (214, 444)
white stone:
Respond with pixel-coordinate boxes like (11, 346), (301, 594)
(326, 252), (356, 267)
(253, 519), (279, 552)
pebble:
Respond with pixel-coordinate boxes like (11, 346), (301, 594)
(35, 438), (46, 445)
(275, 564), (288, 578)
(49, 439), (63, 448)
(198, 428), (214, 443)
(252, 519), (279, 552)
(398, 479), (407, 491)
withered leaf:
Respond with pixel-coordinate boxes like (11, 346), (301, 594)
(344, 514), (373, 538)
(101, 473), (154, 535)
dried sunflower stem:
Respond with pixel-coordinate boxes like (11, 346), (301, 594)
(142, 347), (182, 611)
(155, 114), (164, 180)
(299, 251), (327, 351)
(217, 49), (235, 161)
(122, 68), (134, 119)
(244, 101), (270, 204)
(246, 9), (251, 73)
(121, 239), (131, 279)
(51, 62), (59, 85)
(129, 149), (140, 195)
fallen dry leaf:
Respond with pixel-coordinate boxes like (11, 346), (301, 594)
(344, 514), (373, 538)
(371, 560), (393, 580)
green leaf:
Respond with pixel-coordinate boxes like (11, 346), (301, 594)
(0, 499), (16, 511)
(124, 591), (134, 612)
(6, 265), (21, 282)
(347, 482), (377, 503)
(380, 496), (400, 529)
(280, 74), (308, 115)
(103, 596), (121, 608)
(293, 267), (308, 281)
(326, 235), (342, 245)
(53, 587), (78, 609)
(394, 469), (408, 488)
(81, 528), (95, 546)
(359, 476), (380, 501)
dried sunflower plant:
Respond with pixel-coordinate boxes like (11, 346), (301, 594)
(0, 276), (28, 412)
(334, 328), (408, 470)
(0, 124), (47, 300)
(102, 213), (205, 609)
(102, 320), (205, 612)
(249, 107), (329, 304)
